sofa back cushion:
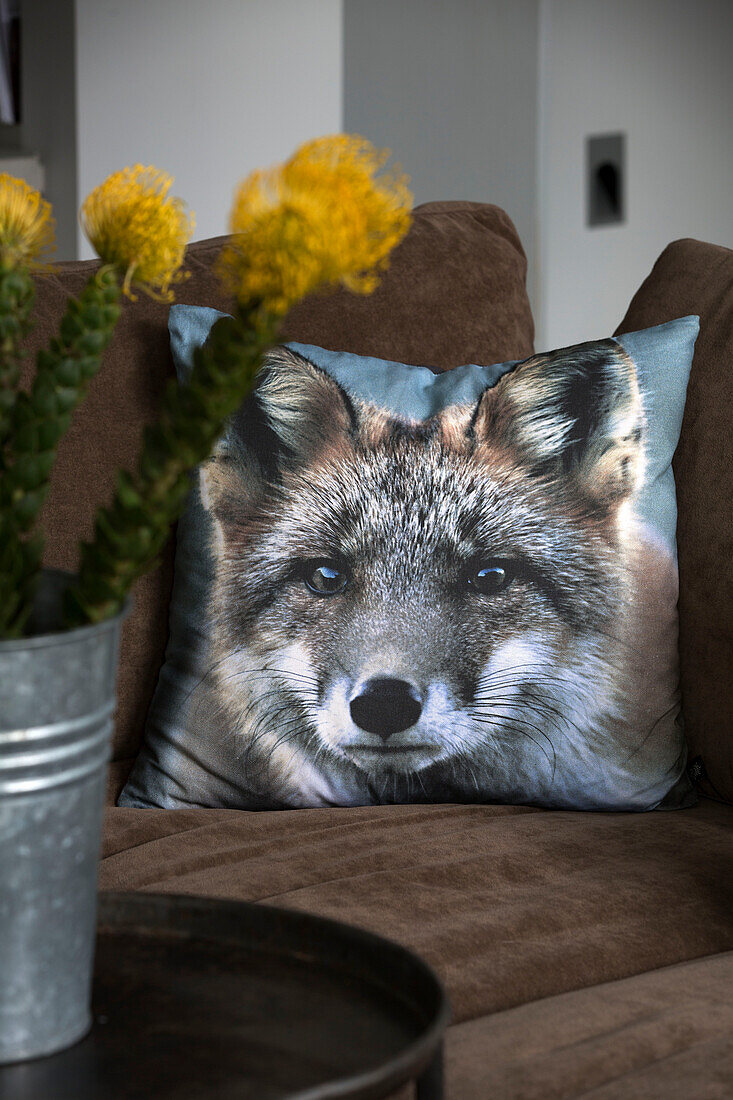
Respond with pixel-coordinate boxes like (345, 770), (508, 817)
(616, 238), (733, 805)
(23, 201), (534, 774)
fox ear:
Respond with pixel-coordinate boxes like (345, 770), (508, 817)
(254, 345), (357, 464)
(473, 340), (645, 508)
(200, 346), (356, 525)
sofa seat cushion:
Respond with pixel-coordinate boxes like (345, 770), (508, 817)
(100, 798), (733, 1023)
(443, 949), (733, 1098)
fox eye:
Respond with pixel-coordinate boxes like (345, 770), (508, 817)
(468, 561), (515, 595)
(303, 559), (348, 596)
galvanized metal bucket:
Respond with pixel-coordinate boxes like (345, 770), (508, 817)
(0, 570), (125, 1064)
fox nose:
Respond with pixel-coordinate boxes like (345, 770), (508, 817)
(349, 677), (423, 740)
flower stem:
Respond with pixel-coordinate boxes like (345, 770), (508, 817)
(0, 264), (35, 466)
(63, 310), (278, 627)
(0, 265), (121, 637)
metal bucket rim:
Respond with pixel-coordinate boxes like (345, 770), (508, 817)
(0, 569), (130, 654)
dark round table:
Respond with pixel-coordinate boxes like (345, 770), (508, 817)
(1, 891), (449, 1099)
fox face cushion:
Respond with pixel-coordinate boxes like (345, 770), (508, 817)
(120, 308), (699, 812)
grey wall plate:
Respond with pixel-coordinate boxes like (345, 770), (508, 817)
(587, 132), (626, 227)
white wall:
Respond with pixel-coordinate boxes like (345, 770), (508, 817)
(537, 0), (733, 348)
(10, 0), (78, 260)
(75, 0), (343, 259)
(344, 0), (539, 309)
(8, 0), (733, 323)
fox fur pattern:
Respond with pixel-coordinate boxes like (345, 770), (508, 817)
(185, 339), (686, 811)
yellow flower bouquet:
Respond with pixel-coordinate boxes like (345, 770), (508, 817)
(0, 136), (412, 638)
(0, 134), (412, 1067)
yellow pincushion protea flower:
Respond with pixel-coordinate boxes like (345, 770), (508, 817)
(218, 134), (412, 317)
(81, 165), (194, 300)
(0, 175), (55, 269)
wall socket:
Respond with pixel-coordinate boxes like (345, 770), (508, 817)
(587, 133), (626, 227)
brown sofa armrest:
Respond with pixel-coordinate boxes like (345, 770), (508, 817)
(616, 239), (733, 804)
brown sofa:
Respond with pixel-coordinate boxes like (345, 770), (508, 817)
(30, 204), (733, 1097)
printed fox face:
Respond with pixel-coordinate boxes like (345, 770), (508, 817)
(197, 343), (682, 810)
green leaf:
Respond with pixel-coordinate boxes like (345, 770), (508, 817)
(76, 329), (110, 356)
(116, 469), (141, 510)
(54, 357), (82, 387)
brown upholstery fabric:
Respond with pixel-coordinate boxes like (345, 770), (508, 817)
(441, 950), (733, 1098)
(282, 201), (535, 364)
(616, 239), (733, 804)
(23, 202), (534, 772)
(100, 797), (733, 1024)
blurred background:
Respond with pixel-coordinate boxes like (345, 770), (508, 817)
(1, 0), (731, 348)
